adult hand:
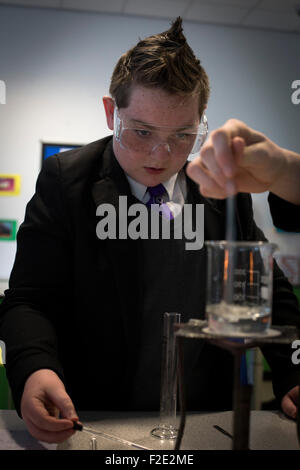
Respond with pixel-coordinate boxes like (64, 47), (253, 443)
(186, 119), (287, 199)
(21, 369), (80, 443)
(281, 385), (299, 420)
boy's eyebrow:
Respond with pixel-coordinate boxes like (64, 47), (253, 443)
(128, 118), (197, 131)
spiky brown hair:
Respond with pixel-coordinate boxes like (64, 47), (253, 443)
(109, 17), (210, 117)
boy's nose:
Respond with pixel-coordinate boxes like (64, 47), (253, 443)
(151, 142), (171, 155)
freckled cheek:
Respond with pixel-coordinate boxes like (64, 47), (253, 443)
(117, 150), (141, 169)
(129, 154), (145, 168)
(114, 142), (142, 168)
(172, 155), (188, 171)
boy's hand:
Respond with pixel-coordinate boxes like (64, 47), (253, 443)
(281, 385), (299, 420)
(21, 368), (79, 443)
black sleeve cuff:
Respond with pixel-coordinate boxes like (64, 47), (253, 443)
(268, 193), (300, 232)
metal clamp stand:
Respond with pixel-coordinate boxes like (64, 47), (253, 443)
(174, 322), (299, 451)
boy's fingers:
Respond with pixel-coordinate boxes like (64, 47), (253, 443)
(281, 395), (297, 420)
(47, 389), (79, 421)
(25, 416), (76, 444)
(25, 397), (75, 432)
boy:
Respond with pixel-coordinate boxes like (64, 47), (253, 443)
(0, 18), (299, 444)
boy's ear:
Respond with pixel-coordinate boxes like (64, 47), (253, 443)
(103, 96), (115, 130)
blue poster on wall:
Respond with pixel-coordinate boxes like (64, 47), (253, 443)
(41, 143), (82, 166)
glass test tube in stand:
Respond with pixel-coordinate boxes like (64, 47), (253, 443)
(151, 312), (181, 440)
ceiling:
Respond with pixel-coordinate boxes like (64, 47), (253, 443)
(0, 0), (300, 34)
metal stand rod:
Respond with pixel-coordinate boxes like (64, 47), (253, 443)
(174, 324), (298, 451)
(232, 351), (252, 450)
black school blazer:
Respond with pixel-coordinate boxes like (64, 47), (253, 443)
(1, 136), (299, 415)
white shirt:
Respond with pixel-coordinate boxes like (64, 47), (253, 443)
(126, 170), (187, 218)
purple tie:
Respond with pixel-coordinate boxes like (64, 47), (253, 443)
(146, 184), (174, 220)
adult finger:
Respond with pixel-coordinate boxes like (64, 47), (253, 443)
(211, 128), (236, 178)
(231, 136), (246, 164)
(186, 159), (228, 198)
(212, 120), (264, 175)
(222, 119), (264, 146)
(199, 143), (228, 188)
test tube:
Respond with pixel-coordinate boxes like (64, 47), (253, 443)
(151, 312), (181, 439)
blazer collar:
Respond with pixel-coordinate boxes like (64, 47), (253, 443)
(92, 141), (225, 217)
(92, 138), (134, 209)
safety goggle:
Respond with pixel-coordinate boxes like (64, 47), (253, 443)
(113, 107), (208, 157)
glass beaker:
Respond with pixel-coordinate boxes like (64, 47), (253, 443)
(205, 241), (277, 336)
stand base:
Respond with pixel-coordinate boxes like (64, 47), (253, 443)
(151, 425), (178, 440)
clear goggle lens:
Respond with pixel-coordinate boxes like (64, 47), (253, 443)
(114, 108), (208, 157)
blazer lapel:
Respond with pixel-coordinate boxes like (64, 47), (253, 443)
(91, 141), (143, 391)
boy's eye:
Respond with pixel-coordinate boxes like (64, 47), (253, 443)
(135, 129), (151, 137)
(176, 133), (188, 140)
(176, 133), (196, 142)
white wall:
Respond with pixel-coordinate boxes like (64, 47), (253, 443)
(0, 5), (299, 283)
